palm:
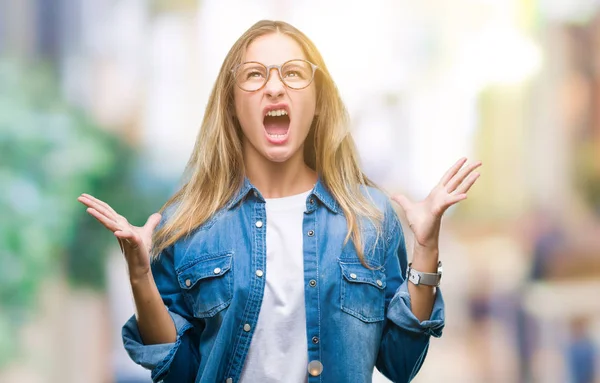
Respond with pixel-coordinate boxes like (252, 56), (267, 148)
(121, 224), (153, 255)
(392, 158), (481, 248)
(77, 193), (161, 273)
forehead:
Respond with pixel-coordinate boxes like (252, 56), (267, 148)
(243, 33), (307, 65)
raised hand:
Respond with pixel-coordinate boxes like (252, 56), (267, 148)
(77, 193), (162, 280)
(392, 158), (481, 249)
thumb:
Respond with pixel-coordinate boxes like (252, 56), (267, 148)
(391, 194), (411, 211)
(144, 213), (162, 232)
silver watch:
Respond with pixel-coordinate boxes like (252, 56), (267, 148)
(407, 261), (442, 287)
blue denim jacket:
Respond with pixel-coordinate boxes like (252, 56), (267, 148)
(122, 178), (445, 383)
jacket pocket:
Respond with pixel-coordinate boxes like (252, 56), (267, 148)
(339, 261), (386, 323)
(176, 252), (233, 318)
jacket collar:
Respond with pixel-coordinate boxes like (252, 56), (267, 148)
(227, 176), (339, 214)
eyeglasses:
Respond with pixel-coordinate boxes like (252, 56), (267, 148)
(232, 59), (318, 92)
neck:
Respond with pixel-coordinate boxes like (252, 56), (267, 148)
(243, 144), (317, 199)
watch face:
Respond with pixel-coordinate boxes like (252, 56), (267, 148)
(408, 269), (420, 285)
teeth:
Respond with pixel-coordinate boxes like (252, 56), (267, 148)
(266, 109), (288, 117)
(267, 133), (287, 138)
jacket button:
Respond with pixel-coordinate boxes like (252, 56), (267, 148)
(213, 267), (221, 274)
(308, 360), (323, 376)
(376, 279), (383, 287)
(309, 198), (315, 204)
(312, 336), (319, 344)
(256, 269), (264, 277)
(255, 220), (263, 228)
(307, 230), (314, 236)
(226, 378), (233, 383)
(309, 279), (317, 287)
(350, 273), (357, 279)
(243, 323), (251, 332)
(185, 279), (191, 287)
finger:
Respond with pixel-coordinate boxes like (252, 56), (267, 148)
(80, 194), (119, 217)
(454, 172), (480, 195)
(438, 157), (468, 187)
(144, 213), (162, 232)
(80, 195), (133, 235)
(445, 193), (468, 206)
(86, 208), (122, 232)
(445, 161), (482, 193)
(78, 196), (117, 221)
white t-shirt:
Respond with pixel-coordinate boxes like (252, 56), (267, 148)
(239, 189), (311, 383)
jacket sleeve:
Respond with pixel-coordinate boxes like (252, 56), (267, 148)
(122, 243), (202, 382)
(375, 202), (445, 383)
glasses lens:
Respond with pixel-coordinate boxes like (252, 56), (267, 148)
(281, 60), (314, 89)
(234, 63), (267, 91)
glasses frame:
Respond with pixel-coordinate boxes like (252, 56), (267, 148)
(231, 59), (319, 92)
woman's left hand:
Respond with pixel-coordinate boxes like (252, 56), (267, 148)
(392, 158), (481, 249)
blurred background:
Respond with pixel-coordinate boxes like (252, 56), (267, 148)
(1, 0), (600, 382)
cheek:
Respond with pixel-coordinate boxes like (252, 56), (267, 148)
(233, 90), (246, 118)
(234, 93), (258, 130)
(305, 86), (318, 118)
(296, 94), (317, 129)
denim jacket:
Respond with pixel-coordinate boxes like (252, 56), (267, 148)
(122, 178), (445, 383)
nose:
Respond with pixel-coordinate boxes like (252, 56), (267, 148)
(264, 68), (285, 98)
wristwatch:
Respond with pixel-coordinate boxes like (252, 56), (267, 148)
(407, 261), (442, 287)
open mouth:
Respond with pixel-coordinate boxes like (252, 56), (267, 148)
(263, 109), (290, 140)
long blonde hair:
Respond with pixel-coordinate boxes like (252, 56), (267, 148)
(153, 20), (384, 267)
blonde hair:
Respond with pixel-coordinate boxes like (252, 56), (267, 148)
(153, 20), (384, 267)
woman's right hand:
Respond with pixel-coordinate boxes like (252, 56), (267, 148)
(77, 193), (162, 281)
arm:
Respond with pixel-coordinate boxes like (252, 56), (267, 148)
(392, 158), (481, 321)
(407, 243), (439, 321)
(77, 194), (201, 382)
(379, 157), (481, 381)
(122, 244), (201, 383)
(130, 271), (177, 345)
(375, 211), (445, 383)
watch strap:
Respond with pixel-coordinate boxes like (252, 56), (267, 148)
(407, 261), (442, 287)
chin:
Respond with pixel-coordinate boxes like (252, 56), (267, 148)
(261, 144), (301, 164)
(262, 150), (293, 163)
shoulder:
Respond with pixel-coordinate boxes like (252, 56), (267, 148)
(158, 202), (178, 227)
(359, 185), (396, 217)
(359, 185), (404, 243)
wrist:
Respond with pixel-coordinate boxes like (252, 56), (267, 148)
(413, 242), (439, 258)
(407, 260), (443, 287)
(129, 269), (152, 286)
(411, 244), (439, 274)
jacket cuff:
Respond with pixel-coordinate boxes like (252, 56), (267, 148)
(387, 280), (445, 337)
(122, 309), (193, 381)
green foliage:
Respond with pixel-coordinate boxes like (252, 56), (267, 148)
(0, 59), (170, 366)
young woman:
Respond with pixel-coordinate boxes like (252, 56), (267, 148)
(78, 20), (480, 383)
